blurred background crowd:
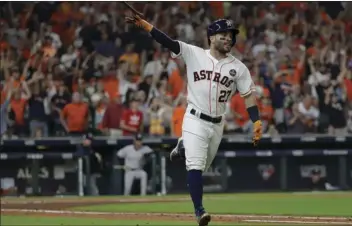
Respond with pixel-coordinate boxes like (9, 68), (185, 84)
(1, 2), (352, 139)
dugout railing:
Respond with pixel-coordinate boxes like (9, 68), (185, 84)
(0, 135), (351, 196)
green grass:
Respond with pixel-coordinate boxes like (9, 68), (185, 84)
(73, 193), (352, 216)
(1, 216), (118, 225)
(3, 192), (352, 226)
(2, 191), (351, 201)
(1, 215), (293, 226)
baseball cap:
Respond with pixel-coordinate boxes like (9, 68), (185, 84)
(311, 168), (321, 175)
(135, 133), (143, 141)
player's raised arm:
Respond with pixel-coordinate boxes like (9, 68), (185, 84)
(236, 67), (263, 146)
(125, 14), (181, 55)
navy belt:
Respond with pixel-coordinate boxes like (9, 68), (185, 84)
(190, 109), (222, 124)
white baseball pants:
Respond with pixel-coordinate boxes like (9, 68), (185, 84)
(124, 169), (147, 196)
(182, 107), (224, 172)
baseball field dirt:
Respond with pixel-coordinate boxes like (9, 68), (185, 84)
(1, 195), (352, 225)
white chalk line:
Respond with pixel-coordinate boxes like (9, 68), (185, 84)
(2, 208), (352, 225)
(244, 220), (352, 225)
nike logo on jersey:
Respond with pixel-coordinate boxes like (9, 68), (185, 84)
(193, 70), (234, 88)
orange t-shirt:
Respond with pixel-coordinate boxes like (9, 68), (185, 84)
(0, 40), (9, 52)
(168, 69), (184, 99)
(262, 86), (271, 98)
(61, 103), (88, 132)
(209, 2), (224, 18)
(50, 8), (69, 36)
(10, 98), (27, 125)
(12, 77), (25, 89)
(172, 106), (186, 137)
(3, 76), (21, 88)
(277, 64), (301, 85)
(230, 93), (249, 127)
(260, 103), (274, 122)
(292, 63), (304, 85)
(102, 76), (119, 100)
(307, 46), (317, 56)
(321, 11), (332, 24)
(283, 70), (300, 85)
(178, 2), (197, 13)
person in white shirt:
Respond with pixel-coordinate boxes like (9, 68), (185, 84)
(298, 95), (320, 132)
(143, 48), (178, 79)
(117, 134), (153, 196)
(60, 46), (79, 70)
(45, 25), (62, 49)
(252, 35), (277, 58)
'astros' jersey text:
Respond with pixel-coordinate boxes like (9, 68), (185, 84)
(171, 41), (255, 117)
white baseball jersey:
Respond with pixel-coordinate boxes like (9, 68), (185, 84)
(117, 145), (153, 170)
(171, 41), (255, 117)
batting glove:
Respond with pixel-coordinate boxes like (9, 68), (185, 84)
(125, 14), (153, 32)
(253, 120), (263, 146)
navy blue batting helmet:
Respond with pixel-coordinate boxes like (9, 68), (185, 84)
(207, 19), (239, 46)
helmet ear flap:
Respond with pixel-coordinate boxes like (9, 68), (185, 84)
(232, 33), (237, 47)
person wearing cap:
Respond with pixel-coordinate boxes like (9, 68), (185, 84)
(81, 133), (103, 196)
(309, 168), (339, 191)
(117, 134), (153, 196)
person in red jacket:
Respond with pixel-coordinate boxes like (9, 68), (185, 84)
(101, 95), (124, 137)
(120, 99), (143, 136)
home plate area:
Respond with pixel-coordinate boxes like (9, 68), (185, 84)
(1, 197), (352, 225)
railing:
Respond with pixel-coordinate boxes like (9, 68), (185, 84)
(1, 135), (351, 196)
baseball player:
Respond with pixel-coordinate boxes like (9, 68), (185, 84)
(126, 12), (262, 226)
(117, 134), (153, 196)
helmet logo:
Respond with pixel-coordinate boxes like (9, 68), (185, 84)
(226, 20), (232, 28)
(215, 24), (221, 31)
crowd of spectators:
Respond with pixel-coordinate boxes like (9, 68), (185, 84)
(1, 2), (352, 139)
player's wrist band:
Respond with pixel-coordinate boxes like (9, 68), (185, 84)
(247, 106), (260, 123)
(150, 27), (180, 54)
(141, 20), (153, 32)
